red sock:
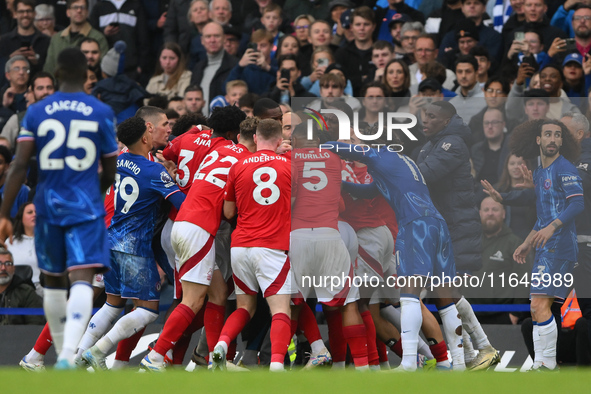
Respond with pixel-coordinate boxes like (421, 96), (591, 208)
(389, 339), (402, 357)
(298, 303), (322, 344)
(342, 324), (368, 367)
(377, 340), (388, 363)
(153, 304), (195, 356)
(227, 340), (237, 361)
(115, 327), (145, 362)
(205, 302), (225, 353)
(360, 311), (379, 366)
(172, 306), (205, 363)
(33, 323), (53, 355)
(430, 341), (449, 363)
(325, 309), (347, 363)
(218, 308), (251, 346)
(270, 312), (291, 364)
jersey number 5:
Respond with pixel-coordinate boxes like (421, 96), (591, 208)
(38, 119), (98, 171)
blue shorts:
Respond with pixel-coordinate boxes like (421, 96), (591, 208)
(104, 250), (161, 301)
(396, 217), (456, 279)
(35, 217), (110, 275)
(530, 254), (575, 301)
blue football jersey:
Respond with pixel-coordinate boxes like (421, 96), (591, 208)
(18, 91), (118, 226)
(533, 155), (583, 261)
(327, 142), (444, 226)
(108, 152), (181, 258)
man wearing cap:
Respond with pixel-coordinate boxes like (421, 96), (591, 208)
(388, 13), (412, 55)
(438, 0), (502, 70)
(407, 77), (444, 117)
(328, 0), (354, 46)
(223, 25), (242, 57)
(563, 52), (591, 98)
(439, 19), (480, 70)
(449, 54), (486, 124)
(373, 0), (425, 43)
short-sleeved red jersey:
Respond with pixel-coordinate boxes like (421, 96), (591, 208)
(162, 126), (228, 194)
(225, 149), (291, 250)
(176, 143), (252, 235)
(291, 148), (342, 231)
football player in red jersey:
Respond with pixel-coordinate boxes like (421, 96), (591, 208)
(290, 124), (372, 370)
(141, 109), (251, 371)
(211, 119), (293, 372)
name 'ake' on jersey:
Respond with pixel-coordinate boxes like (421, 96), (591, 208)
(109, 152), (183, 258)
(18, 91), (118, 226)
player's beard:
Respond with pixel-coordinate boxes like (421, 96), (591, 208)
(541, 143), (559, 158)
(482, 220), (501, 236)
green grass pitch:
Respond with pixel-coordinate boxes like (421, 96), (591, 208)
(2, 368), (591, 394)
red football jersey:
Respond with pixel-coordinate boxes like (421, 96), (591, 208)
(225, 149), (291, 250)
(104, 147), (154, 228)
(291, 148), (342, 231)
(176, 143), (252, 235)
(339, 162), (386, 231)
(162, 126), (228, 194)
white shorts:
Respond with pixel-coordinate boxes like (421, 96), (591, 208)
(161, 218), (182, 299)
(290, 228), (359, 306)
(338, 221), (358, 266)
(356, 225), (395, 302)
(231, 247), (293, 297)
(172, 221), (217, 286)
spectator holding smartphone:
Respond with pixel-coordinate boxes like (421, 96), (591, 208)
(263, 54), (315, 103)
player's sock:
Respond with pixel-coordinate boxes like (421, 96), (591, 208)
(60, 282), (94, 364)
(532, 322), (542, 368)
(438, 302), (465, 370)
(270, 313), (291, 366)
(298, 302), (323, 351)
(400, 296), (422, 371)
(77, 303), (124, 357)
(31, 323), (53, 360)
(227, 340), (237, 361)
(150, 304), (195, 363)
(537, 316), (557, 369)
(342, 324), (369, 369)
(218, 308), (251, 348)
(290, 319), (298, 338)
(418, 338), (434, 360)
(429, 340), (452, 368)
(456, 297), (491, 349)
(325, 309), (347, 363)
(115, 327), (145, 362)
(377, 339), (389, 368)
(205, 302), (225, 355)
(462, 330), (477, 363)
(386, 338), (402, 357)
(95, 307), (158, 355)
(360, 310), (379, 366)
(380, 304), (401, 330)
(172, 310), (204, 364)
(43, 287), (68, 354)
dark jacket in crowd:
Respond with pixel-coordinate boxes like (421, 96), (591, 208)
(503, 16), (567, 58)
(225, 61), (277, 97)
(89, 0), (150, 73)
(163, 0), (191, 53)
(438, 22), (502, 68)
(416, 115), (483, 272)
(426, 3), (464, 45)
(0, 274), (45, 325)
(335, 40), (374, 97)
(191, 51), (238, 103)
(92, 75), (148, 122)
(263, 80), (317, 103)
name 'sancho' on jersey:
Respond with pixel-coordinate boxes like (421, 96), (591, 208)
(117, 158), (142, 175)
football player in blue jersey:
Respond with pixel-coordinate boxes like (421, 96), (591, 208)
(510, 119), (584, 370)
(0, 48), (118, 369)
(80, 116), (185, 370)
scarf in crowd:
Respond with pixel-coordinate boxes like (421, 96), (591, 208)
(493, 0), (513, 33)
